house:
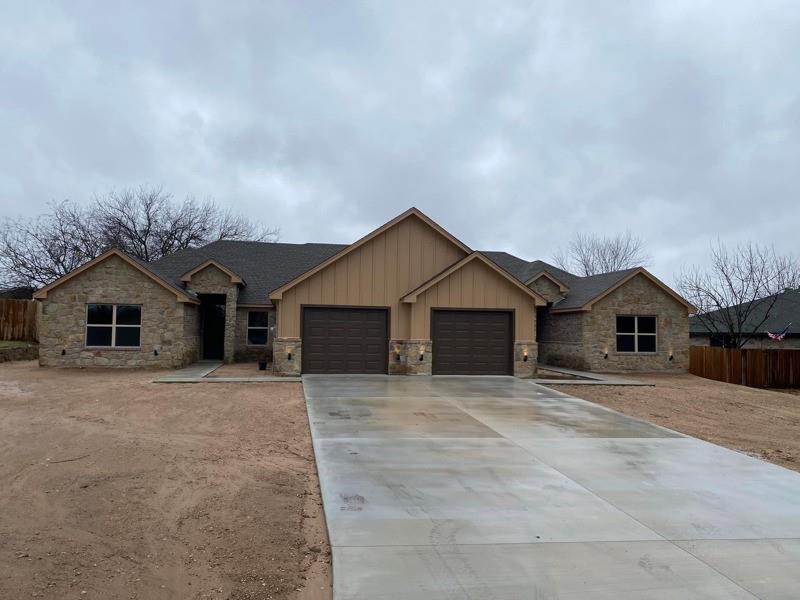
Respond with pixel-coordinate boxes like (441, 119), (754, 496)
(33, 207), (693, 375)
(690, 288), (800, 349)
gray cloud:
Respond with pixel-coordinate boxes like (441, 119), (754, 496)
(2, 1), (799, 284)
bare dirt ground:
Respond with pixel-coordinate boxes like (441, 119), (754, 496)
(555, 373), (800, 472)
(0, 361), (330, 600)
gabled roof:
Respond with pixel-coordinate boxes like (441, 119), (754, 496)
(525, 270), (570, 293)
(401, 252), (547, 305)
(551, 267), (695, 313)
(690, 289), (800, 335)
(180, 259), (244, 284)
(481, 253), (692, 314)
(270, 207), (472, 300)
(32, 248), (199, 303)
(150, 241), (346, 305)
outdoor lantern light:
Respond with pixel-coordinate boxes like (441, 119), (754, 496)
(419, 344), (425, 361)
(523, 347), (529, 362)
(604, 352), (609, 360)
(669, 353), (674, 361)
(287, 347), (293, 361)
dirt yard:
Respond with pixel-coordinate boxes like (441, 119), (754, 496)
(0, 361), (330, 600)
(555, 373), (800, 472)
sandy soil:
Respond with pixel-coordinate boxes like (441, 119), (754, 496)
(0, 361), (330, 600)
(554, 373), (800, 472)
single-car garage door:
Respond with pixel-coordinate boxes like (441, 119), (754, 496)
(432, 309), (513, 375)
(302, 307), (389, 374)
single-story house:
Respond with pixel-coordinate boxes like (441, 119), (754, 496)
(690, 288), (800, 349)
(33, 208), (693, 375)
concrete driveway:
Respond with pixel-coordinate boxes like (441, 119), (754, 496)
(303, 375), (800, 599)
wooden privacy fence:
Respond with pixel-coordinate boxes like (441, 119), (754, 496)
(690, 346), (800, 388)
(0, 299), (38, 342)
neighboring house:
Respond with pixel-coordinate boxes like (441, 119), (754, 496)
(690, 289), (800, 349)
(33, 208), (693, 375)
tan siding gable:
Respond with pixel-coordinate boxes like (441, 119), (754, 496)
(410, 258), (537, 340)
(277, 214), (468, 337)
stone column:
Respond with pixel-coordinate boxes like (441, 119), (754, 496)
(274, 337), (301, 375)
(404, 339), (432, 375)
(223, 286), (238, 364)
(388, 340), (407, 375)
(514, 341), (537, 377)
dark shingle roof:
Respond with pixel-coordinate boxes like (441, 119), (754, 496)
(481, 252), (639, 310)
(551, 268), (639, 310)
(150, 241), (346, 304)
(689, 289), (800, 335)
(145, 240), (652, 310)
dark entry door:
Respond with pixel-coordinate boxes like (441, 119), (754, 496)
(200, 295), (226, 360)
(432, 310), (513, 375)
(302, 307), (388, 374)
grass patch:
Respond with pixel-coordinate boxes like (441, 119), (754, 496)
(0, 341), (34, 349)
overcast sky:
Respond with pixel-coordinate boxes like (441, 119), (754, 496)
(1, 1), (799, 284)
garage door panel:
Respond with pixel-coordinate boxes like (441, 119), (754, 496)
(302, 307), (388, 374)
(432, 310), (513, 376)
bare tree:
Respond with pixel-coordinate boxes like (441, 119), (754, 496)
(553, 231), (649, 276)
(0, 186), (279, 287)
(677, 241), (800, 348)
(0, 201), (104, 288)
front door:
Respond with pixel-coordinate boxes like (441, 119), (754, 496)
(200, 295), (226, 360)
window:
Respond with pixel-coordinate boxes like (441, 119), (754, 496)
(86, 304), (141, 348)
(616, 315), (657, 353)
(247, 311), (270, 345)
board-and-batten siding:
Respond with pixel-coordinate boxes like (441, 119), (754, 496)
(410, 258), (536, 340)
(277, 214), (468, 338)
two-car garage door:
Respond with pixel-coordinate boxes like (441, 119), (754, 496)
(302, 306), (513, 375)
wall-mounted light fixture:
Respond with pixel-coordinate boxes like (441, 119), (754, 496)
(604, 352), (609, 360)
(668, 353), (674, 361)
(287, 347), (294, 361)
(523, 347), (529, 362)
(419, 344), (425, 361)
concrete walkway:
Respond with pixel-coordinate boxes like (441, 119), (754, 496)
(304, 374), (800, 599)
(154, 361), (301, 383)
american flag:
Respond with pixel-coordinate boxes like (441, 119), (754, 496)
(767, 323), (791, 341)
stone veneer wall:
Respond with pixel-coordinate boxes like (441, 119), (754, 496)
(233, 308), (275, 362)
(529, 277), (564, 304)
(581, 274), (688, 372)
(182, 303), (200, 365)
(185, 265), (238, 363)
(536, 310), (588, 369)
(39, 254), (194, 368)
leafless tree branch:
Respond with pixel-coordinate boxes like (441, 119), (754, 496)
(677, 240), (800, 348)
(552, 231), (650, 276)
(0, 186), (279, 287)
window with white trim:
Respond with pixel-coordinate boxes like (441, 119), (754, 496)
(616, 315), (657, 353)
(247, 311), (269, 345)
(86, 304), (141, 347)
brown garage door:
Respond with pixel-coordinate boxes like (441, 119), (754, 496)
(432, 310), (513, 375)
(302, 307), (389, 374)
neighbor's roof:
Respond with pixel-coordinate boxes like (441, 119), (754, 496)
(689, 289), (800, 335)
(149, 240), (346, 305)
